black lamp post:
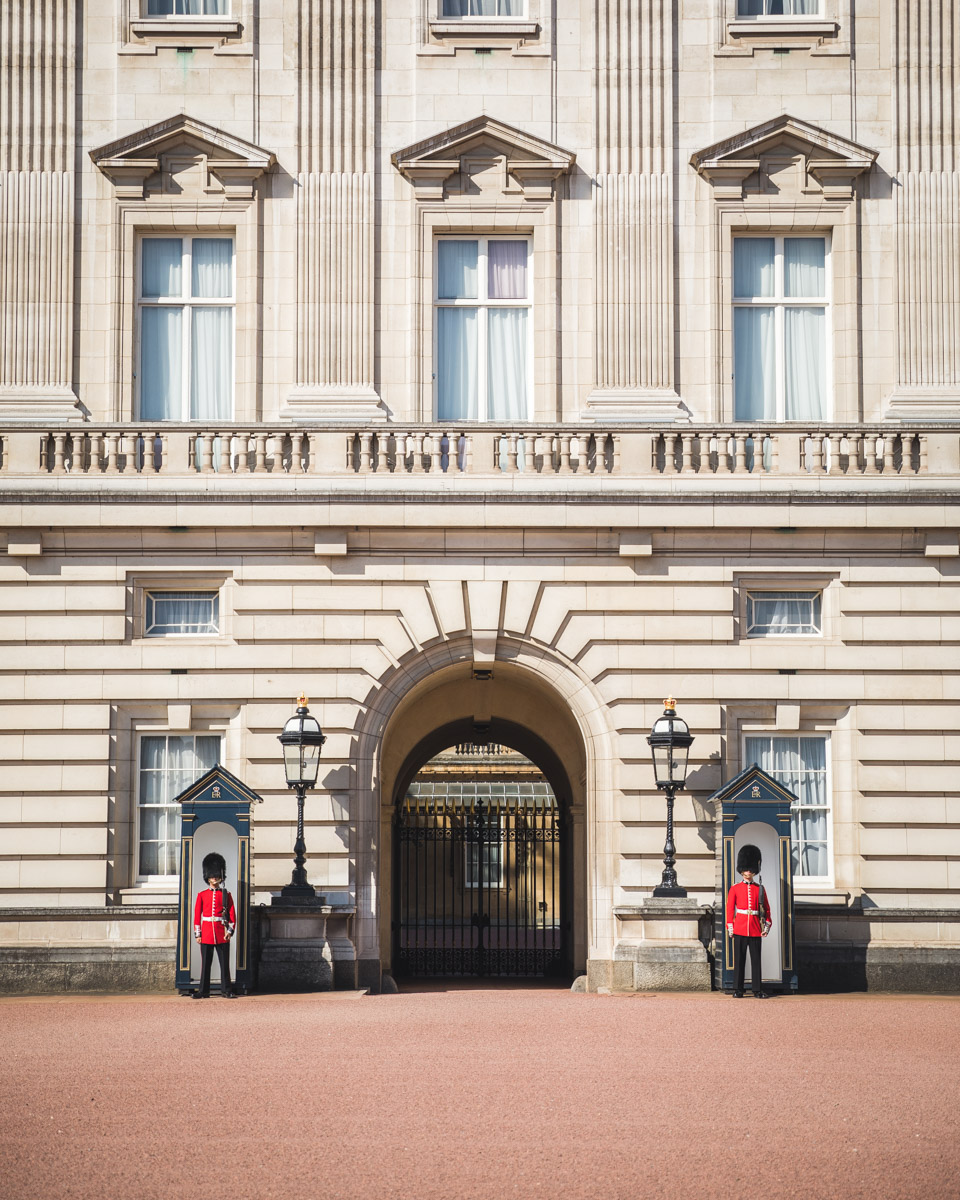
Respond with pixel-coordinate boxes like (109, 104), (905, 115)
(277, 693), (326, 903)
(647, 698), (694, 898)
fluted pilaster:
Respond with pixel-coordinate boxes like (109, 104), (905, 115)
(891, 1), (960, 411)
(0, 0), (78, 418)
(586, 0), (680, 420)
(288, 0), (381, 420)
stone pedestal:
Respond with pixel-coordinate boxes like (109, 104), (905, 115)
(257, 902), (356, 992)
(605, 899), (713, 991)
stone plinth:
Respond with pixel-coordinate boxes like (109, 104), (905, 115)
(257, 902), (356, 993)
(607, 899), (713, 992)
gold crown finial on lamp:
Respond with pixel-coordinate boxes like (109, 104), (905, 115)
(663, 696), (676, 710)
(297, 692), (309, 708)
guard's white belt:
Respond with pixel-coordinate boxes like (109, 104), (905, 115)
(739, 910), (760, 916)
(201, 915), (228, 922)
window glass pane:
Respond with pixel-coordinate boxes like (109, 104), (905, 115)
(146, 0), (229, 12)
(191, 238), (233, 298)
(146, 591), (219, 636)
(487, 308), (528, 421)
(733, 238), (774, 298)
(442, 0), (522, 13)
(734, 307), (775, 420)
(784, 238), (825, 298)
(784, 306), (825, 420)
(438, 241), (478, 299)
(196, 736), (221, 770)
(488, 241), (527, 299)
(142, 239), (182, 298)
(747, 591), (821, 636)
(190, 308), (233, 420)
(737, 0), (764, 11)
(140, 307), (182, 420)
(437, 307), (478, 419)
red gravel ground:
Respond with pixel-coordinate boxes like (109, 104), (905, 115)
(1, 985), (958, 1200)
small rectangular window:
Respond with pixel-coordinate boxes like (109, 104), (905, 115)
(145, 590), (219, 636)
(145, 1), (230, 14)
(736, 0), (821, 15)
(441, 0), (526, 16)
(746, 590), (822, 637)
(138, 734), (220, 877)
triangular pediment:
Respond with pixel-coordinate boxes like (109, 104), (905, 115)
(174, 763), (263, 810)
(91, 113), (276, 200)
(691, 114), (876, 201)
(393, 116), (575, 201)
(708, 763), (798, 809)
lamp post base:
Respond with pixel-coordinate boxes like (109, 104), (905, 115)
(276, 883), (325, 907)
(652, 884), (688, 898)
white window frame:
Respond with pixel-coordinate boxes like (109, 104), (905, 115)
(433, 235), (534, 423)
(136, 234), (236, 422)
(735, 0), (822, 16)
(142, 0), (231, 15)
(746, 590), (822, 638)
(145, 590), (220, 637)
(136, 732), (222, 883)
(438, 0), (527, 18)
(742, 733), (833, 884)
(732, 233), (832, 423)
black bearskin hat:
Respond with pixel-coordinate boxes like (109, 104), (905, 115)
(737, 843), (761, 874)
(202, 852), (226, 883)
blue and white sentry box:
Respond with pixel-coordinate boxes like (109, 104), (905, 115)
(174, 765), (262, 996)
(710, 764), (798, 995)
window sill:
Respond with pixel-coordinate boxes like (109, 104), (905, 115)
(727, 19), (838, 36)
(430, 20), (539, 36)
(130, 18), (243, 37)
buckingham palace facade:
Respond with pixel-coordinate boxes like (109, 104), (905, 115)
(0, 0), (958, 994)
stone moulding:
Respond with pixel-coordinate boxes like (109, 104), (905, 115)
(90, 113), (276, 201)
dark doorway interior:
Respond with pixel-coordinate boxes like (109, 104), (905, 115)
(393, 723), (570, 980)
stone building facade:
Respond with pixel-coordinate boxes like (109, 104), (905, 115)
(0, 1), (958, 992)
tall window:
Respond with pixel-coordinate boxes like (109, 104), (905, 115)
(466, 816), (505, 888)
(435, 237), (531, 422)
(138, 734), (220, 877)
(138, 236), (234, 421)
(733, 235), (828, 422)
(145, 1), (229, 14)
(745, 735), (830, 880)
(441, 1), (525, 15)
(736, 0), (820, 14)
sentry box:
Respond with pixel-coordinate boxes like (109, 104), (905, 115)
(710, 763), (798, 995)
(174, 765), (262, 996)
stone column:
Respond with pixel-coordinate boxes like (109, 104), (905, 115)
(888, 1), (960, 416)
(0, 1), (79, 419)
(284, 0), (383, 421)
(584, 0), (683, 422)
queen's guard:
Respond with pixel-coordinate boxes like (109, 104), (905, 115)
(193, 852), (237, 999)
(726, 843), (772, 999)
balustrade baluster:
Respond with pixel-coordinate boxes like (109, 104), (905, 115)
(864, 433), (880, 474)
(461, 433), (471, 473)
(53, 432), (67, 474)
(255, 434), (268, 473)
(661, 433), (677, 474)
(235, 432), (250, 473)
(198, 434), (212, 473)
(919, 434), (928, 474)
(611, 434), (621, 475)
(412, 433), (426, 473)
(559, 435), (572, 474)
(357, 431), (372, 473)
(681, 434), (694, 474)
(734, 434), (747, 473)
(767, 435), (778, 474)
(882, 434), (895, 473)
(716, 433), (731, 474)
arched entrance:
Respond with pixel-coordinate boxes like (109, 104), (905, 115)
(392, 720), (571, 979)
(370, 654), (598, 986)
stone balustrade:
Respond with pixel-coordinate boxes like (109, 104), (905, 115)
(0, 424), (953, 481)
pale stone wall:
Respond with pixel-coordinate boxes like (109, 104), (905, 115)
(0, 2), (957, 992)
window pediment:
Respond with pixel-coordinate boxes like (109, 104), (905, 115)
(691, 114), (875, 201)
(91, 114), (276, 200)
(392, 116), (575, 201)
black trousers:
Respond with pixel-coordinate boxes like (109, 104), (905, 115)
(733, 934), (762, 994)
(199, 942), (232, 996)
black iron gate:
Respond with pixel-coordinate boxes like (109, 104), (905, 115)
(394, 790), (564, 978)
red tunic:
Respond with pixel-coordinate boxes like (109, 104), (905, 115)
(194, 887), (236, 945)
(726, 879), (771, 938)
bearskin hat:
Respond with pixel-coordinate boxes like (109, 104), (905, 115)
(202, 852), (226, 883)
(736, 843), (761, 874)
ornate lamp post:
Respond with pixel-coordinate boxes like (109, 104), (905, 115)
(647, 698), (694, 898)
(278, 693), (326, 903)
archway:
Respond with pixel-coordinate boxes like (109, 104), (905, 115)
(392, 720), (572, 979)
(372, 656), (595, 984)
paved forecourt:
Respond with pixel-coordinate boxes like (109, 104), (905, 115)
(1, 987), (957, 1200)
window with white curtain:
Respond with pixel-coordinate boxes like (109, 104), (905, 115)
(145, 591), (219, 637)
(441, 0), (526, 16)
(733, 235), (828, 422)
(744, 735), (831, 880)
(746, 590), (822, 637)
(145, 0), (230, 14)
(435, 237), (531, 422)
(138, 236), (234, 421)
(138, 734), (221, 877)
(736, 0), (820, 14)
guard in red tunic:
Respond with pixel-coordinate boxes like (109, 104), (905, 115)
(193, 852), (237, 999)
(726, 843), (772, 999)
